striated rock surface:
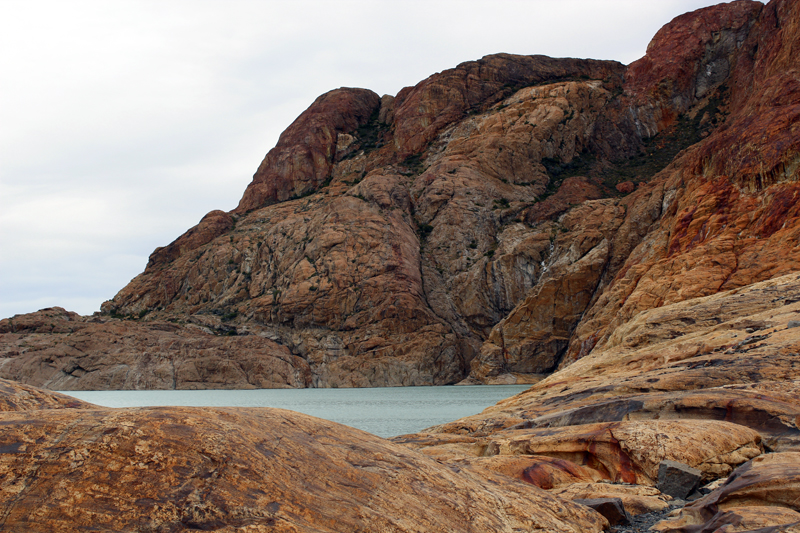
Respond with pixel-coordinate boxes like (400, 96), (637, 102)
(561, 0), (800, 370)
(0, 378), (94, 411)
(552, 482), (672, 516)
(0, 384), (608, 533)
(484, 419), (763, 485)
(417, 273), (800, 438)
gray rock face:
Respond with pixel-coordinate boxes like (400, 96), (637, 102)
(574, 497), (631, 526)
(657, 460), (702, 499)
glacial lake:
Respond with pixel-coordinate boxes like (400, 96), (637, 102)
(65, 385), (531, 438)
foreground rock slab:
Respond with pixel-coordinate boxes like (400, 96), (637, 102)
(0, 399), (607, 532)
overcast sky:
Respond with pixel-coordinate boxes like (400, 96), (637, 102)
(1, 0), (730, 319)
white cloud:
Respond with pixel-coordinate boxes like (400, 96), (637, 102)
(0, 0), (724, 318)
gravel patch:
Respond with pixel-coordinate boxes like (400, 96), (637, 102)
(610, 501), (685, 532)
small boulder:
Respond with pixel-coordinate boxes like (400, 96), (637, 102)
(657, 460), (703, 499)
(616, 181), (635, 194)
(574, 497), (631, 526)
(552, 482), (671, 516)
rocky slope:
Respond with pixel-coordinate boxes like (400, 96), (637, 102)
(1, 0), (800, 391)
(394, 272), (800, 532)
(1, 3), (800, 529)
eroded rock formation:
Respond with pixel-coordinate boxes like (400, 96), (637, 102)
(393, 272), (800, 530)
(2, 1), (800, 530)
(0, 307), (310, 390)
(1, 1), (799, 393)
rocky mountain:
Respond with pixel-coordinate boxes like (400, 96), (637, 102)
(2, 2), (800, 530)
(2, 0), (800, 391)
(1, 274), (799, 530)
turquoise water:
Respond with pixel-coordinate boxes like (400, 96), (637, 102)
(65, 385), (530, 438)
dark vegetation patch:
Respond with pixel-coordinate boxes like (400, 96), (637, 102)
(541, 153), (597, 200)
(401, 153), (426, 175)
(417, 223), (433, 241)
(340, 108), (390, 161)
(542, 86), (729, 197)
(288, 188), (317, 201)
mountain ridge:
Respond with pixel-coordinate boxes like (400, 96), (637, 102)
(2, 0), (799, 391)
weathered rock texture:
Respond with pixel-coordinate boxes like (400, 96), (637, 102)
(394, 273), (800, 532)
(0, 307), (310, 390)
(2, 3), (800, 529)
(653, 452), (800, 532)
(0, 378), (94, 411)
(0, 383), (607, 533)
(553, 483), (672, 516)
(3, 0), (800, 389)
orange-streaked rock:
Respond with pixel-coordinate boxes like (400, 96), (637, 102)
(443, 455), (604, 490)
(0, 402), (608, 533)
(427, 273), (800, 446)
(654, 506), (800, 532)
(486, 420), (762, 485)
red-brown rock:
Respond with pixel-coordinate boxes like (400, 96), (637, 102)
(5, 0), (800, 393)
(236, 88), (381, 212)
(616, 181), (635, 194)
(0, 308), (311, 390)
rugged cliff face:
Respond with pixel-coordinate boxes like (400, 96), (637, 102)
(2, 0), (800, 390)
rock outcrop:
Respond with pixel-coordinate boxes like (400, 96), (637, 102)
(1, 1), (799, 392)
(0, 307), (310, 390)
(653, 452), (800, 532)
(393, 272), (800, 531)
(1, 3), (800, 530)
(0, 378), (94, 411)
(0, 380), (608, 533)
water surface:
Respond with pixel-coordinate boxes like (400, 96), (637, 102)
(66, 385), (530, 438)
